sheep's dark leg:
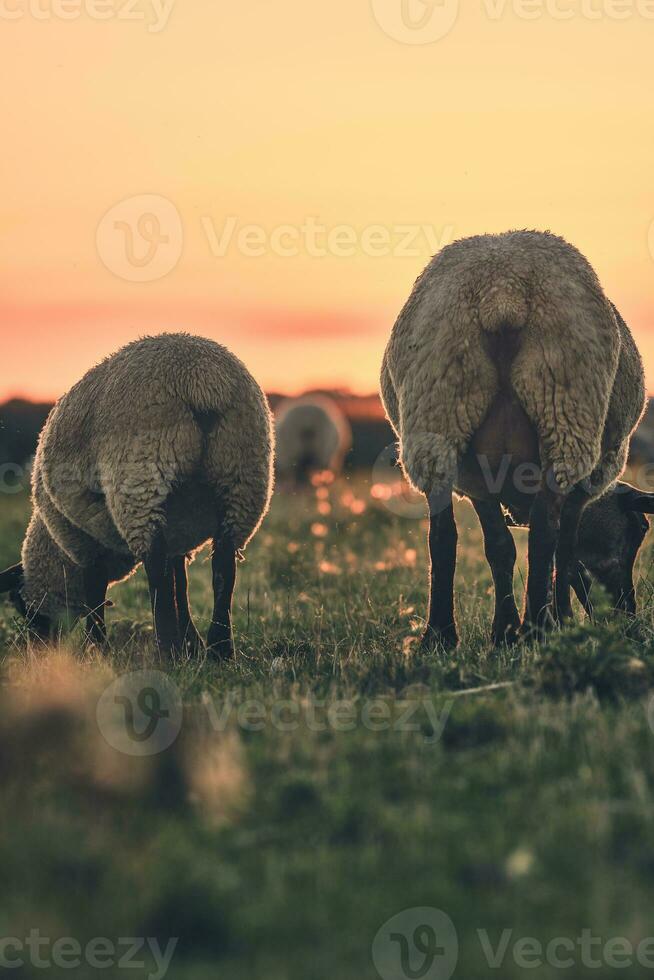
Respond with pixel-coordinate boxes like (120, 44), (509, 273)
(207, 539), (236, 660)
(173, 556), (204, 654)
(571, 562), (594, 618)
(554, 485), (589, 623)
(522, 481), (565, 636)
(83, 561), (109, 646)
(616, 576), (637, 616)
(144, 532), (181, 656)
(472, 499), (521, 647)
(296, 454), (315, 486)
(422, 488), (458, 650)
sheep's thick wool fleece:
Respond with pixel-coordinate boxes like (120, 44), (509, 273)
(381, 230), (645, 496)
(24, 334), (274, 615)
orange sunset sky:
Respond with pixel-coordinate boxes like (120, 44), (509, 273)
(1, 0), (654, 400)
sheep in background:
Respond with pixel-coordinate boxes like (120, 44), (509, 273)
(381, 230), (646, 648)
(275, 395), (351, 485)
(0, 334), (274, 659)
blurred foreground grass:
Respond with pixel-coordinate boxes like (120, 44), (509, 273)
(2, 475), (654, 978)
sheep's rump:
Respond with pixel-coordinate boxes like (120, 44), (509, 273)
(275, 395), (352, 477)
(381, 230), (643, 497)
(36, 334), (274, 559)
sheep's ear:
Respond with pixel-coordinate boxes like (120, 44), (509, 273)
(0, 563), (23, 594)
(619, 487), (654, 514)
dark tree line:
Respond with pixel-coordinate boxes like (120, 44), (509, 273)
(0, 399), (53, 467)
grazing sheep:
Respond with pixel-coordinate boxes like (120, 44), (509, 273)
(0, 333), (274, 658)
(500, 482), (654, 635)
(381, 230), (646, 647)
(275, 395), (351, 484)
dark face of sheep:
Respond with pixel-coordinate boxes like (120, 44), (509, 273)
(0, 563), (52, 640)
(577, 483), (654, 613)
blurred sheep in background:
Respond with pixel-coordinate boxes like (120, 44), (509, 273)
(275, 395), (352, 485)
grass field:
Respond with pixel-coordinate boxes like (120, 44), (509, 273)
(3, 474), (654, 978)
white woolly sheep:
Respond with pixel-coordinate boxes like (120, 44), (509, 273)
(381, 230), (647, 647)
(0, 333), (274, 658)
(275, 395), (351, 484)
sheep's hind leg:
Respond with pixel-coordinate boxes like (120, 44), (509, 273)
(207, 539), (236, 660)
(144, 532), (181, 657)
(522, 479), (565, 638)
(173, 556), (204, 655)
(472, 499), (520, 647)
(421, 488), (458, 650)
(554, 485), (589, 624)
(83, 561), (109, 647)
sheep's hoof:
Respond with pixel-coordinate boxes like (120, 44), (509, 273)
(154, 641), (178, 662)
(207, 642), (235, 662)
(206, 627), (235, 661)
(518, 622), (539, 643)
(181, 628), (205, 656)
(420, 625), (458, 652)
(552, 602), (574, 627)
(518, 618), (554, 644)
(84, 629), (108, 651)
(491, 616), (521, 648)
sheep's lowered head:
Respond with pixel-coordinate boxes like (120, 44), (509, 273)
(0, 562), (25, 611)
(0, 560), (116, 641)
(505, 481), (654, 613)
(0, 562), (52, 640)
(575, 482), (654, 613)
(0, 517), (116, 641)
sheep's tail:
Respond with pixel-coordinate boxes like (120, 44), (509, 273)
(478, 281), (529, 333)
